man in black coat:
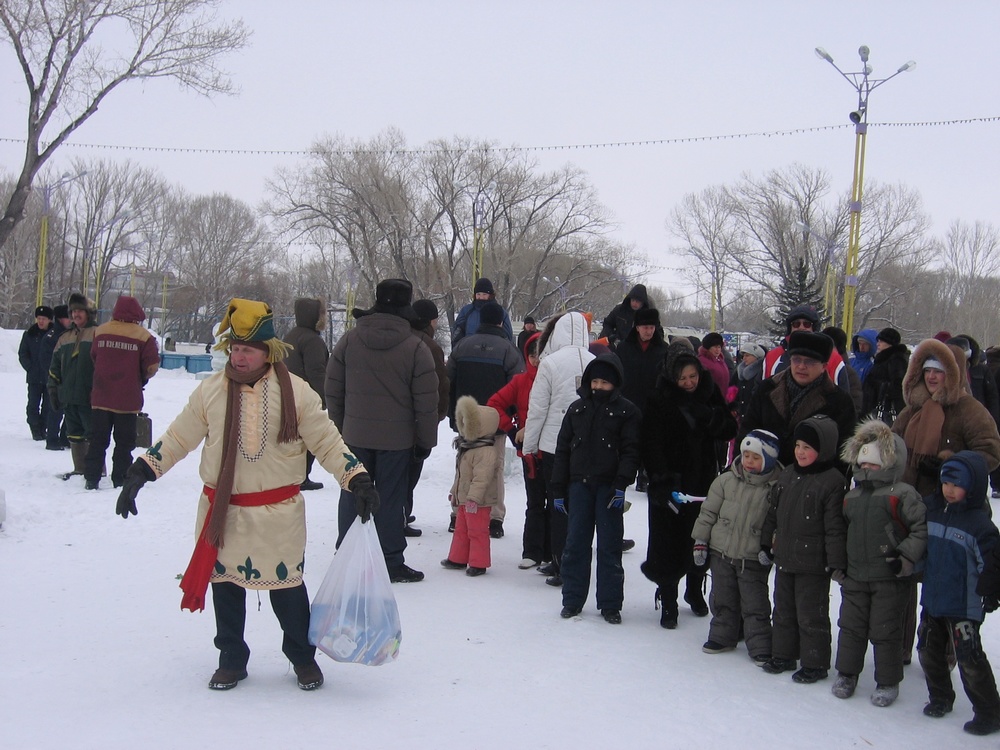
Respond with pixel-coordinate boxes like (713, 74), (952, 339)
(283, 298), (329, 491)
(18, 305), (58, 441)
(447, 300), (524, 538)
(599, 284), (651, 348)
(741, 331), (858, 470)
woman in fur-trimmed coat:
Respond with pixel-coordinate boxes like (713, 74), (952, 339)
(640, 339), (738, 628)
(892, 338), (1000, 498)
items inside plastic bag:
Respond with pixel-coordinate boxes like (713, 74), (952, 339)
(308, 519), (401, 666)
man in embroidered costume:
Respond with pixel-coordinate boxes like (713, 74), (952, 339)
(115, 298), (379, 692)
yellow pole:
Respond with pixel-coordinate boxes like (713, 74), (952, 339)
(825, 262), (837, 328)
(345, 283), (356, 331)
(160, 275), (167, 334)
(36, 213), (49, 307)
(841, 123), (868, 336)
(710, 276), (717, 331)
(130, 263), (135, 297)
(95, 244), (104, 313)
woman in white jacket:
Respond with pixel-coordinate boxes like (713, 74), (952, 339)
(522, 312), (594, 585)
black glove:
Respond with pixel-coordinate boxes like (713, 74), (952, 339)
(412, 444), (431, 461)
(349, 473), (380, 523)
(116, 459), (156, 519)
(918, 455), (943, 478)
(886, 552), (914, 577)
(984, 594), (1000, 614)
(48, 386), (61, 412)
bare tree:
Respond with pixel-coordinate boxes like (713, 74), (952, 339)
(0, 0), (250, 251)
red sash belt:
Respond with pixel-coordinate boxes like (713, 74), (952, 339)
(179, 484), (300, 612)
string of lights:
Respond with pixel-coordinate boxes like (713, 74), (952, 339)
(1, 116), (996, 157)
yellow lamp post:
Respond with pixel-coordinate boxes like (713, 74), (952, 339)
(814, 45), (915, 336)
(472, 193), (487, 285)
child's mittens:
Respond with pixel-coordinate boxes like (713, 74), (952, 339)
(608, 488), (626, 509)
(758, 546), (774, 568)
(886, 553), (913, 578)
(464, 500), (479, 514)
(725, 385), (739, 404)
(692, 541), (709, 567)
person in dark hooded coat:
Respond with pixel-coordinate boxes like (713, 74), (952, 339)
(640, 339), (738, 629)
(283, 298), (329, 491)
(861, 327), (909, 421)
(599, 283), (651, 348)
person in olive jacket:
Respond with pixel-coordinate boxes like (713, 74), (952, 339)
(551, 354), (641, 624)
(283, 298), (330, 491)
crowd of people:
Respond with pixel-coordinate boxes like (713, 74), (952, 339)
(18, 280), (1000, 730)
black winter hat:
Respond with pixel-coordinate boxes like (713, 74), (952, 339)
(480, 301), (504, 327)
(375, 278), (413, 308)
(786, 331), (834, 363)
(785, 304), (820, 332)
(588, 360), (621, 387)
(821, 326), (848, 356)
(34, 305), (53, 320)
(633, 308), (660, 327)
(793, 421), (822, 454)
(412, 299), (439, 321)
(876, 327), (901, 347)
(702, 331), (725, 349)
(474, 277), (495, 295)
(523, 315), (535, 325)
(53, 304), (69, 319)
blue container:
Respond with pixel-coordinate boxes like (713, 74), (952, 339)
(186, 354), (213, 374)
(160, 352), (187, 370)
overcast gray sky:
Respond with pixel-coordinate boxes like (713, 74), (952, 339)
(2, 0), (997, 300)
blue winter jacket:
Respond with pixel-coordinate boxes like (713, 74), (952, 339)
(920, 450), (1000, 622)
(850, 329), (878, 384)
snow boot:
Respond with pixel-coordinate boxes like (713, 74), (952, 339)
(62, 441), (88, 480)
(655, 587), (678, 629)
(792, 667), (828, 684)
(208, 667), (247, 690)
(602, 609), (622, 624)
(761, 657), (796, 674)
(466, 566), (486, 577)
(871, 684), (899, 707)
(831, 673), (858, 699)
(922, 701), (953, 718)
(964, 715), (1000, 735)
(294, 660), (324, 690)
(702, 640), (735, 654)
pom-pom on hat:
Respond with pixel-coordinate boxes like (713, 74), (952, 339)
(480, 301), (505, 327)
(877, 327), (901, 347)
(741, 429), (780, 473)
(214, 298), (291, 363)
(786, 331), (834, 363)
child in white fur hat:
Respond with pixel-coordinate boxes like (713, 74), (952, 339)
(691, 429), (782, 664)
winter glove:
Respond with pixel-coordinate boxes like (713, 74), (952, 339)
(464, 500), (479, 514)
(522, 453), (537, 479)
(886, 553), (914, 578)
(48, 386), (61, 412)
(918, 455), (943, 478)
(984, 594), (1000, 614)
(412, 444), (431, 461)
(830, 569), (847, 584)
(692, 541), (709, 568)
(608, 488), (627, 509)
(349, 473), (380, 523)
(554, 497), (567, 515)
(116, 459), (156, 519)
(758, 546), (774, 568)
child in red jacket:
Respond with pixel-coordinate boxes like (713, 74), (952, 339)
(488, 333), (544, 569)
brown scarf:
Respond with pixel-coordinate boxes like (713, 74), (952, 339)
(902, 398), (945, 473)
(207, 361), (299, 547)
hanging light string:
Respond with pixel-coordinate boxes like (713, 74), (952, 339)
(1, 116), (997, 157)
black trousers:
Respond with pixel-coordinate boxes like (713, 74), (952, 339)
(211, 582), (315, 670)
(539, 452), (568, 572)
(919, 611), (1000, 718)
(85, 409), (137, 485)
(25, 381), (49, 434)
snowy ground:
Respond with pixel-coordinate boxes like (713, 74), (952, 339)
(0, 327), (992, 748)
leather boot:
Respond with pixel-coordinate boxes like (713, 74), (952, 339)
(62, 441), (88, 479)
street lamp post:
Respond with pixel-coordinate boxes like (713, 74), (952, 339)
(814, 45), (915, 336)
(36, 170), (86, 306)
(795, 220), (841, 327)
(472, 193), (487, 284)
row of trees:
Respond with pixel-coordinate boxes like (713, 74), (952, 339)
(670, 164), (1000, 345)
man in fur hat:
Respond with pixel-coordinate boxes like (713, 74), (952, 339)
(762, 304), (852, 396)
(48, 293), (99, 479)
(18, 304), (58, 441)
(114, 298), (380, 692)
(84, 295), (160, 490)
(326, 279), (439, 583)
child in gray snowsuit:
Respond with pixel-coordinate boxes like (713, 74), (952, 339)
(691, 429), (782, 663)
(830, 419), (927, 707)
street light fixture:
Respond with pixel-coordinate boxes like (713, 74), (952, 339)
(814, 44), (915, 335)
(794, 220), (841, 327)
(36, 170), (87, 306)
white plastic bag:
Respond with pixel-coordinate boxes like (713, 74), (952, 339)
(308, 519), (401, 666)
